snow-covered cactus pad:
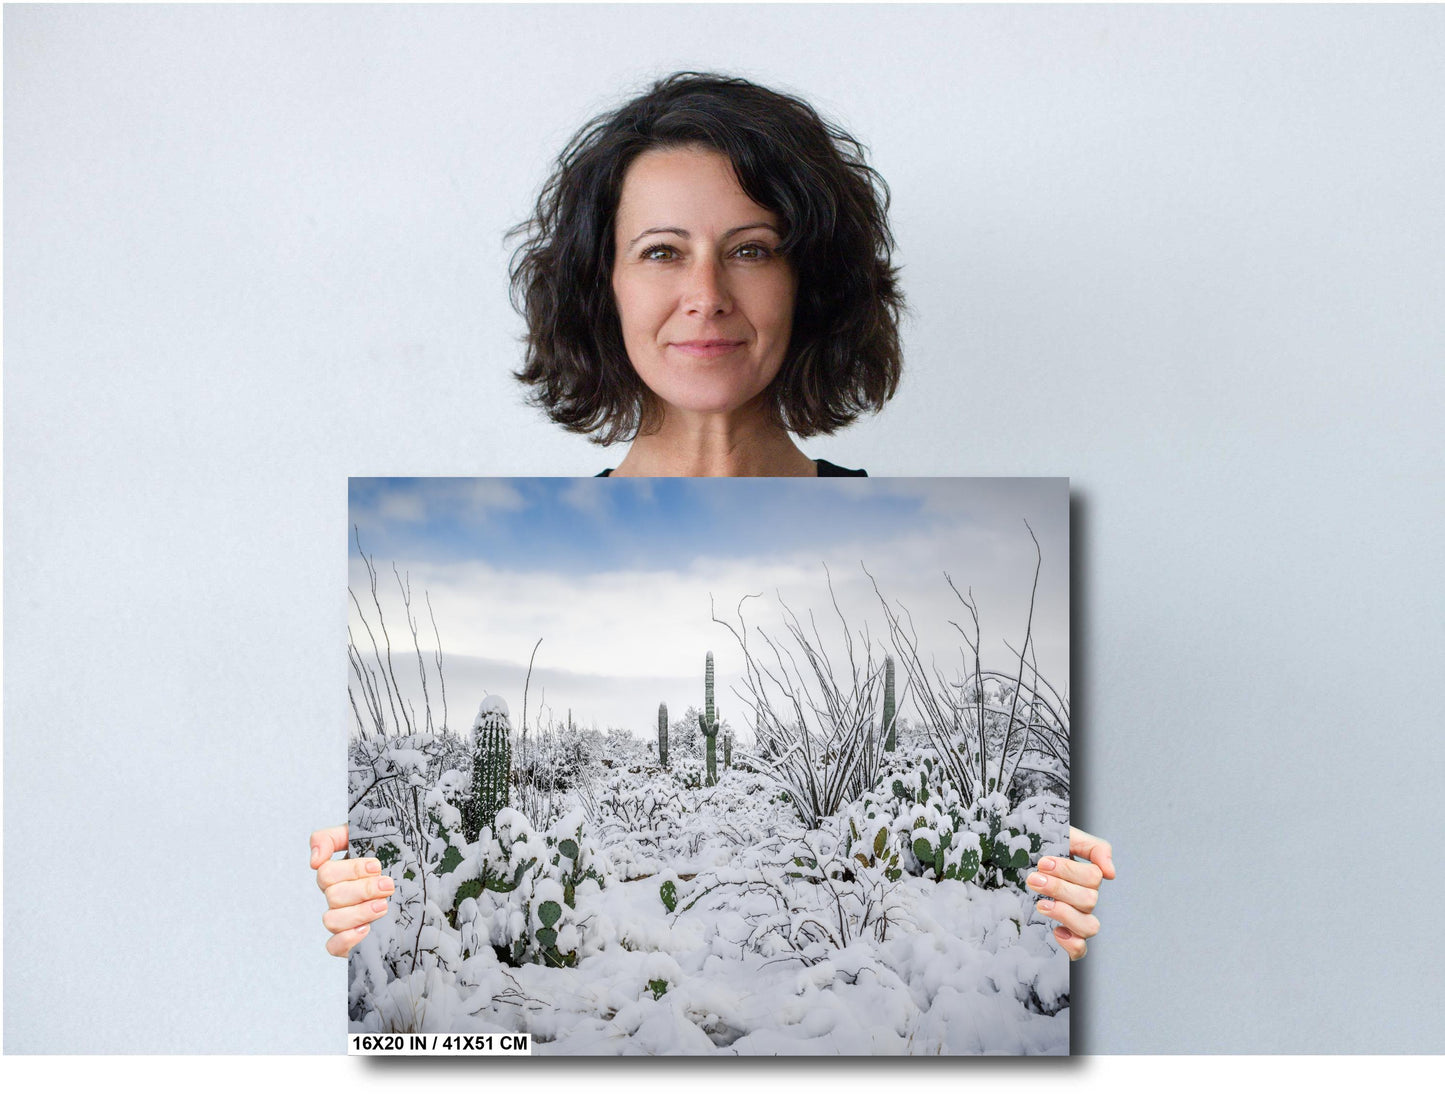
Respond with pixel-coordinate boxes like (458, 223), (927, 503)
(659, 874), (678, 914)
(658, 702), (669, 767)
(846, 759), (1057, 888)
(699, 651), (719, 786)
(447, 806), (615, 969)
(463, 694), (512, 842)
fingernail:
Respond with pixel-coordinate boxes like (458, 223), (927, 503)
(356, 925), (370, 937)
(379, 877), (394, 891)
(371, 899), (388, 913)
(1054, 926), (1071, 939)
(365, 860), (381, 874)
(1037, 898), (1054, 911)
(311, 846), (320, 863)
(1039, 857), (1056, 871)
(1027, 873), (1047, 890)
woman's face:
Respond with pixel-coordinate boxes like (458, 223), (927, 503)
(611, 145), (797, 422)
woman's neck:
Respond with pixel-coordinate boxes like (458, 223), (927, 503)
(610, 405), (817, 477)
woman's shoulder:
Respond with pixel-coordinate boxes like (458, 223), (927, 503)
(596, 460), (867, 478)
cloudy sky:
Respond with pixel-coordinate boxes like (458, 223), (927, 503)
(347, 477), (1068, 743)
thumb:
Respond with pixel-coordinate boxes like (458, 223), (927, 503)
(309, 824), (349, 869)
(1069, 826), (1116, 879)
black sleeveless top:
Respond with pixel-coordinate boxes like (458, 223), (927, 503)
(595, 458), (867, 478)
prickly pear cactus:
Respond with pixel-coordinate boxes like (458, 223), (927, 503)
(882, 654), (897, 752)
(658, 701), (669, 767)
(699, 651), (719, 786)
(462, 694), (511, 842)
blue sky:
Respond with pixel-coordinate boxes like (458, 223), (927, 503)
(349, 477), (943, 578)
(347, 477), (1069, 740)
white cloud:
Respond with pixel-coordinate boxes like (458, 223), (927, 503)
(458, 479), (528, 518)
(375, 490), (427, 523)
(558, 479), (610, 518)
(345, 478), (1069, 740)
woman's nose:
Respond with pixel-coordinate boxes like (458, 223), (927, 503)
(682, 258), (732, 316)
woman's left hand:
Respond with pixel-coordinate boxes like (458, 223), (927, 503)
(1026, 827), (1116, 960)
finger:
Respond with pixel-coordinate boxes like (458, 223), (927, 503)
(324, 874), (396, 910)
(1025, 866), (1098, 914)
(1068, 827), (1116, 879)
(1053, 924), (1086, 961)
(317, 855), (383, 892)
(1033, 896), (1100, 939)
(327, 924), (371, 959)
(310, 825), (349, 870)
(323, 896), (391, 936)
(1034, 853), (1103, 890)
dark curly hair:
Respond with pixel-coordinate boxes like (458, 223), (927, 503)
(508, 72), (904, 446)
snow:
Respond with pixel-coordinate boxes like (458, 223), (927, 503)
(349, 726), (1068, 1054)
(471, 694), (511, 735)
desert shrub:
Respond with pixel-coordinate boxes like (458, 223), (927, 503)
(713, 577), (895, 829)
(867, 543), (1070, 809)
(676, 822), (907, 965)
(512, 722), (607, 828)
(673, 757), (706, 790)
(594, 770), (686, 837)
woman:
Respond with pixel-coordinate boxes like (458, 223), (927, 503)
(313, 72), (1114, 960)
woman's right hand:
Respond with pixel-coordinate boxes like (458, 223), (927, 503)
(310, 824), (395, 958)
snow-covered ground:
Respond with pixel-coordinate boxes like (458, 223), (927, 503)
(349, 719), (1069, 1056)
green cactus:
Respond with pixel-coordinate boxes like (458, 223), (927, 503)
(659, 878), (677, 913)
(462, 699), (511, 842)
(882, 655), (897, 752)
(723, 727), (732, 770)
(535, 898), (565, 965)
(699, 652), (719, 785)
(658, 702), (669, 767)
(551, 821), (604, 908)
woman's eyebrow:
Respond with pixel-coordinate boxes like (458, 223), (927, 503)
(625, 222), (780, 249)
(627, 226), (689, 248)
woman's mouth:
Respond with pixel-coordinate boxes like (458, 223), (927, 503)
(670, 339), (745, 357)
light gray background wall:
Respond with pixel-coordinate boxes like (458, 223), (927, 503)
(5, 4), (1442, 1054)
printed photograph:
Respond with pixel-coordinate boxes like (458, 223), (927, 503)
(347, 476), (1070, 1054)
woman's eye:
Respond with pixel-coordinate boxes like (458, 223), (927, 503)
(733, 243), (774, 260)
(641, 244), (678, 262)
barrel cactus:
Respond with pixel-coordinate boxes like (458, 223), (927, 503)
(658, 701), (669, 767)
(462, 694), (511, 842)
(882, 654), (897, 753)
(699, 652), (719, 785)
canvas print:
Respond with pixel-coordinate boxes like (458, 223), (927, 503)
(346, 477), (1070, 1054)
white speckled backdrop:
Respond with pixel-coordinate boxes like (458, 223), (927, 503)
(6, 3), (1443, 1053)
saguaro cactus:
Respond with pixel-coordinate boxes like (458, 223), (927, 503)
(699, 651), (719, 785)
(882, 655), (897, 753)
(463, 694), (511, 842)
(658, 702), (669, 767)
(723, 727), (732, 770)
